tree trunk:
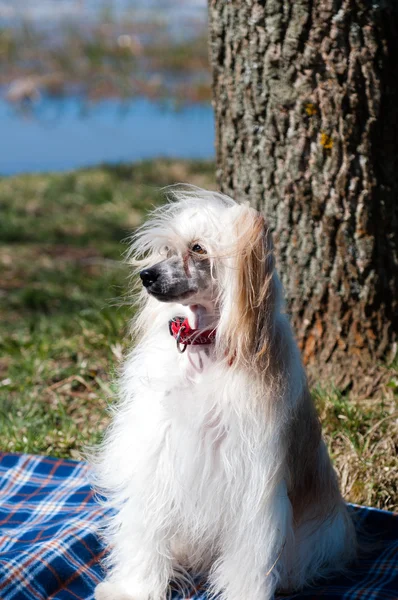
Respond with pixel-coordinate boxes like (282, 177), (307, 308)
(208, 0), (398, 395)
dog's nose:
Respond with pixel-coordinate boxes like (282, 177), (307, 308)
(140, 268), (159, 288)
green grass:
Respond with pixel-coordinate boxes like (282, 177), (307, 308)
(0, 159), (396, 511)
(0, 159), (215, 458)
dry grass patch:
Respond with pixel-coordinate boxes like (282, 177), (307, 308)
(315, 387), (398, 511)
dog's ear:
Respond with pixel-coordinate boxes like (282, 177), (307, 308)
(219, 208), (277, 369)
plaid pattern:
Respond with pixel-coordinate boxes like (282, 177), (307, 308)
(0, 453), (397, 600)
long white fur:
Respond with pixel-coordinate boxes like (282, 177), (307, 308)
(93, 188), (356, 600)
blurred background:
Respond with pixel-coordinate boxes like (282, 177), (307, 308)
(0, 0), (213, 174)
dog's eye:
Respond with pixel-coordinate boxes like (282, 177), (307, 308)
(191, 243), (207, 255)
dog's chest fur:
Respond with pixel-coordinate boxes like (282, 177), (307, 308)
(163, 346), (230, 489)
(113, 330), (280, 570)
(147, 345), (265, 539)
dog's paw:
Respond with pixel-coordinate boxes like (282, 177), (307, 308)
(94, 581), (139, 600)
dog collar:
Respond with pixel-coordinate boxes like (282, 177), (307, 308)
(169, 316), (216, 353)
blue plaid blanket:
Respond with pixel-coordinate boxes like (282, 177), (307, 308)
(0, 453), (397, 600)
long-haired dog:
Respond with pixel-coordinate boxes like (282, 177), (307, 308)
(94, 188), (356, 600)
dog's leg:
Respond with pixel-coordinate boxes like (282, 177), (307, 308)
(95, 510), (173, 600)
(94, 581), (139, 600)
(95, 546), (172, 600)
(209, 482), (292, 600)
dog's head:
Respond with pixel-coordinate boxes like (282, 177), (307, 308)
(138, 238), (213, 305)
(131, 188), (281, 366)
(132, 189), (234, 312)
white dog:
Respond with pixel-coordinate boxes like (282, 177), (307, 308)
(94, 188), (356, 600)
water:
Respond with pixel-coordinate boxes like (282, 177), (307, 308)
(0, 96), (214, 175)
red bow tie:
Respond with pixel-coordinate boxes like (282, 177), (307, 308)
(169, 316), (216, 353)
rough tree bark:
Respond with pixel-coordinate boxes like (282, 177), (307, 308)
(208, 0), (398, 395)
